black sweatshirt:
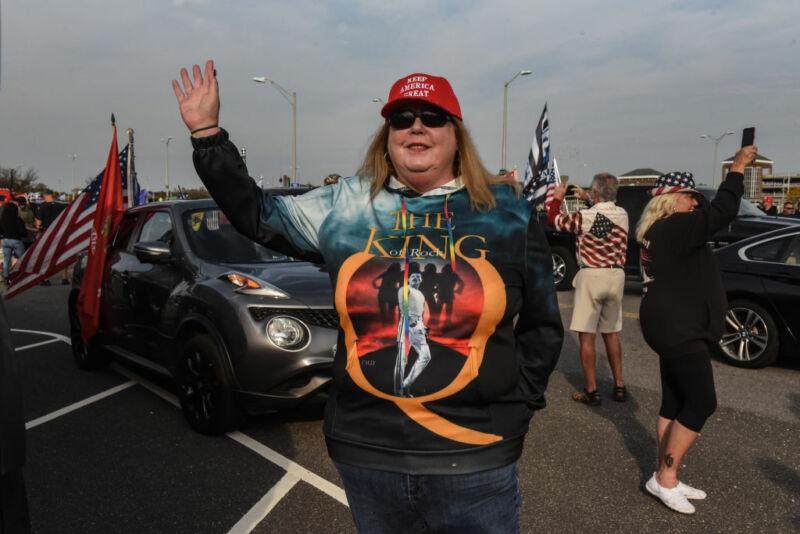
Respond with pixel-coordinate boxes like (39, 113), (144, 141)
(639, 173), (744, 356)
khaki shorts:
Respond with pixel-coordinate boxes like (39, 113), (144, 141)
(569, 267), (625, 333)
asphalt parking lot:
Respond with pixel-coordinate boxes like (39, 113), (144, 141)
(3, 280), (799, 533)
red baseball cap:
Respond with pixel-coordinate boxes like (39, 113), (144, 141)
(380, 73), (462, 120)
(762, 196), (773, 203)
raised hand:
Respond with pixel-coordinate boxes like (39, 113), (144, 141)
(553, 180), (569, 201)
(730, 145), (758, 174)
(172, 60), (220, 137)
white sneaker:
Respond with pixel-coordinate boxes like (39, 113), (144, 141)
(677, 481), (707, 500)
(646, 473), (696, 514)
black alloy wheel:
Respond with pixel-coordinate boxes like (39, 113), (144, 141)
(551, 245), (578, 291)
(718, 299), (779, 369)
(178, 332), (242, 435)
(67, 292), (109, 370)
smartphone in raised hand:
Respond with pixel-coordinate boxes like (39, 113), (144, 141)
(741, 127), (756, 147)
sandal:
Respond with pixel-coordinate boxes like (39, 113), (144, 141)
(613, 385), (628, 402)
(572, 389), (601, 406)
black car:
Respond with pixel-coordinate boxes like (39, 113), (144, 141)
(545, 185), (800, 289)
(714, 226), (800, 368)
(68, 197), (338, 434)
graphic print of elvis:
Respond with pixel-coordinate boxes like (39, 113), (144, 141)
(394, 272), (432, 397)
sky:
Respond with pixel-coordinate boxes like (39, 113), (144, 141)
(1, 0), (798, 193)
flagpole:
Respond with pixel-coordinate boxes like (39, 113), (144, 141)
(127, 128), (135, 208)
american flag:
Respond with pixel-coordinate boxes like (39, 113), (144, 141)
(553, 210), (628, 268)
(4, 145), (134, 300)
(522, 103), (550, 202)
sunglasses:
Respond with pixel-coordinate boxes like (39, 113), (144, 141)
(388, 110), (452, 130)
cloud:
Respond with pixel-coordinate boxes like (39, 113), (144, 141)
(1, 0), (798, 191)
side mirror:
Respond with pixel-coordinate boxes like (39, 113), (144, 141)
(133, 241), (173, 264)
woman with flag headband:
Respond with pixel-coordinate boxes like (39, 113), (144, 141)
(173, 60), (562, 533)
(636, 145), (757, 515)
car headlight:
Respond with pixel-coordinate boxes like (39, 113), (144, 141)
(220, 273), (290, 299)
(266, 316), (308, 350)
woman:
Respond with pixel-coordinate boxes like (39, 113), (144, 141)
(636, 146), (757, 515)
(0, 202), (27, 286)
(173, 60), (563, 533)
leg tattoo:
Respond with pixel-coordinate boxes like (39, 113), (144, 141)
(664, 453), (674, 468)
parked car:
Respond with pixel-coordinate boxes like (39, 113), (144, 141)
(544, 185), (800, 289)
(714, 226), (800, 368)
(68, 196), (338, 434)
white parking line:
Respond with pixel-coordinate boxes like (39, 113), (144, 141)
(110, 364), (350, 515)
(226, 472), (300, 534)
(12, 328), (348, 531)
(227, 431), (348, 506)
(25, 381), (137, 430)
(11, 328), (71, 351)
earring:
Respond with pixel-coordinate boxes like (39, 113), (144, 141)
(384, 152), (390, 162)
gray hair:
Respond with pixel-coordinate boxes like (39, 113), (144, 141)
(589, 173), (618, 202)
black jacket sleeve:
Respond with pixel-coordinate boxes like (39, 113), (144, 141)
(191, 129), (323, 263)
(670, 172), (744, 256)
(513, 213), (564, 410)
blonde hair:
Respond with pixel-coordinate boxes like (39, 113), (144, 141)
(635, 193), (682, 243)
(358, 118), (517, 211)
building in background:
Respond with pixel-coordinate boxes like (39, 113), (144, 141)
(617, 168), (661, 186)
(722, 153), (774, 202)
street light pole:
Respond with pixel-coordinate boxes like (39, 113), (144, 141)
(160, 136), (173, 197)
(501, 70), (532, 172)
(68, 154), (77, 201)
(700, 131), (735, 187)
(253, 76), (297, 185)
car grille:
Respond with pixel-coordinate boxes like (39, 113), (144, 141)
(248, 307), (339, 329)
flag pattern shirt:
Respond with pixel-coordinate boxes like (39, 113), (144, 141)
(548, 199), (628, 268)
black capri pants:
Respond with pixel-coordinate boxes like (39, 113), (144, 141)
(658, 349), (717, 433)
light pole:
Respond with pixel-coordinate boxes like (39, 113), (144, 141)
(700, 131), (735, 187)
(160, 136), (173, 197)
(253, 76), (297, 185)
(68, 154), (77, 201)
(372, 97), (384, 104)
(501, 69), (532, 172)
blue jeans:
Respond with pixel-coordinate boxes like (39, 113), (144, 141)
(2, 238), (25, 279)
(334, 461), (520, 534)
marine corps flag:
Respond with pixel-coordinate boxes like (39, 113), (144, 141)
(76, 119), (125, 340)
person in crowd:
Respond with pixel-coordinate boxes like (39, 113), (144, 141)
(0, 299), (31, 532)
(636, 146), (758, 514)
(34, 191), (69, 285)
(173, 60), (563, 533)
(15, 198), (37, 251)
(0, 203), (27, 287)
(548, 174), (629, 406)
(759, 196), (777, 215)
(780, 201), (795, 217)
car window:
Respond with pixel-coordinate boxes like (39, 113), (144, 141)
(745, 234), (800, 264)
(698, 189), (764, 216)
(113, 214), (140, 250)
(183, 208), (297, 263)
(138, 211), (173, 244)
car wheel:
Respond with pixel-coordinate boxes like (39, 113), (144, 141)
(177, 333), (242, 435)
(717, 299), (779, 368)
(551, 245), (578, 291)
(67, 292), (109, 370)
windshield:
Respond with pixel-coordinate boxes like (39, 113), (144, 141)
(697, 189), (765, 217)
(183, 208), (297, 263)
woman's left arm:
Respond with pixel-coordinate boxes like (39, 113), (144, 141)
(675, 146), (756, 252)
(514, 215), (564, 411)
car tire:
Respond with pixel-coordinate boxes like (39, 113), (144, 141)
(717, 299), (779, 368)
(551, 245), (578, 291)
(67, 292), (109, 370)
(177, 333), (242, 435)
